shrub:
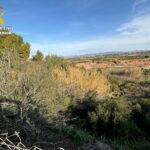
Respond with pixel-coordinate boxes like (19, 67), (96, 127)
(54, 67), (111, 100)
(88, 98), (132, 124)
(111, 139), (150, 150)
(111, 120), (146, 141)
(137, 99), (150, 127)
(61, 126), (96, 145)
(140, 99), (150, 113)
(45, 55), (69, 69)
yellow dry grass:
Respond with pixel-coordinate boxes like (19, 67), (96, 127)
(54, 67), (111, 99)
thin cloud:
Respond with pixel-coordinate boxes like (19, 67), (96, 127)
(133, 0), (149, 8)
(31, 0), (150, 56)
(116, 15), (150, 36)
(132, 0), (150, 13)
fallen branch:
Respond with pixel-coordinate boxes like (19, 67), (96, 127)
(0, 132), (42, 150)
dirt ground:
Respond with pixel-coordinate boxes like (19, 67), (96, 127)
(74, 59), (150, 69)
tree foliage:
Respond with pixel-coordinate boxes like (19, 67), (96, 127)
(45, 55), (68, 69)
(32, 50), (44, 62)
(0, 34), (30, 60)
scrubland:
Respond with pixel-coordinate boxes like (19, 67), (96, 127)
(0, 34), (150, 150)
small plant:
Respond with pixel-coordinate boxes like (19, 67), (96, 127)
(111, 120), (146, 141)
(61, 126), (96, 145)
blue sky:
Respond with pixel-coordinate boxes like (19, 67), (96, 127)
(1, 0), (150, 56)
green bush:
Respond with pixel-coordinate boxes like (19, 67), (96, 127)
(61, 126), (96, 145)
(140, 99), (150, 113)
(111, 121), (146, 141)
(89, 98), (132, 125)
(45, 55), (69, 69)
(111, 140), (150, 150)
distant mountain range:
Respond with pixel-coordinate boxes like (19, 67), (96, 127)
(68, 50), (150, 59)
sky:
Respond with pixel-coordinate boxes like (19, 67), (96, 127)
(1, 0), (150, 56)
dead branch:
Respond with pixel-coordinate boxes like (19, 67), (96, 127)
(0, 132), (42, 150)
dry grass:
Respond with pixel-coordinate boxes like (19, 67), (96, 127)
(54, 67), (111, 100)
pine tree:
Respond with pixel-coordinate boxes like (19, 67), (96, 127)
(32, 50), (43, 62)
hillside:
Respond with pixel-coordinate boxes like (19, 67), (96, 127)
(0, 35), (150, 150)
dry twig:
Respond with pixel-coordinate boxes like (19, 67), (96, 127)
(0, 132), (42, 150)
